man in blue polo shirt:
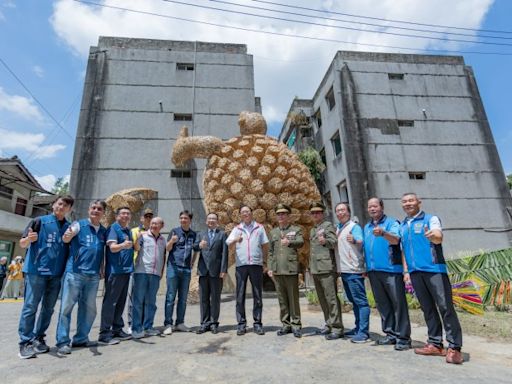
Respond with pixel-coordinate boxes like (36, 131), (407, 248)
(99, 206), (134, 345)
(364, 197), (411, 351)
(17, 195), (74, 359)
(400, 193), (463, 364)
(163, 210), (197, 335)
(55, 200), (107, 355)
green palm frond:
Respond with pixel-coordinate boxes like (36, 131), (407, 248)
(447, 248), (512, 306)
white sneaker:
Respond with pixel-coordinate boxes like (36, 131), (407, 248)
(126, 326), (132, 335)
(175, 323), (190, 332)
(132, 330), (145, 339)
(163, 326), (173, 335)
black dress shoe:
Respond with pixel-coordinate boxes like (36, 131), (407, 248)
(196, 326), (209, 334)
(113, 330), (132, 341)
(325, 333), (343, 341)
(236, 327), (246, 336)
(277, 328), (292, 336)
(316, 327), (331, 336)
(293, 329), (302, 338)
(254, 325), (265, 335)
(376, 335), (396, 346)
(210, 325), (219, 334)
(394, 342), (411, 351)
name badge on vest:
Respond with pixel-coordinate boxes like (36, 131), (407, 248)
(413, 222), (423, 234)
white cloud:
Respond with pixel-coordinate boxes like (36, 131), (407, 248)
(0, 0), (16, 20)
(34, 173), (70, 192)
(0, 128), (66, 159)
(32, 65), (45, 78)
(50, 0), (494, 127)
(0, 87), (45, 122)
(35, 174), (57, 191)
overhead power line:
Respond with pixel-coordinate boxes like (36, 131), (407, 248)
(163, 0), (512, 47)
(73, 0), (512, 56)
(0, 57), (74, 140)
(250, 0), (512, 35)
(211, 0), (512, 41)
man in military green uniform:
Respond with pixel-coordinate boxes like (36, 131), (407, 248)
(309, 202), (344, 340)
(268, 204), (304, 338)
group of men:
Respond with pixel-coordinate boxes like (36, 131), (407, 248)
(269, 194), (463, 365)
(15, 192), (463, 365)
(215, 196), (462, 366)
(15, 195), (230, 360)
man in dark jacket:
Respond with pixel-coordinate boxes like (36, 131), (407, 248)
(163, 210), (197, 335)
(194, 212), (228, 334)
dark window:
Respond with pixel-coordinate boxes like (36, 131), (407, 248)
(315, 108), (322, 128)
(323, 191), (332, 213)
(398, 120), (414, 127)
(301, 127), (313, 138)
(177, 63), (195, 71)
(337, 180), (348, 203)
(319, 148), (326, 165)
(325, 87), (335, 110)
(15, 197), (27, 216)
(171, 170), (191, 178)
(409, 172), (425, 180)
(388, 73), (405, 80)
(0, 185), (13, 199)
(331, 132), (342, 157)
(174, 113), (193, 121)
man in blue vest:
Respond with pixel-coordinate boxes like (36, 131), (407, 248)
(55, 200), (107, 355)
(17, 195), (74, 359)
(364, 197), (411, 351)
(400, 193), (463, 364)
(163, 210), (197, 335)
(99, 206), (134, 345)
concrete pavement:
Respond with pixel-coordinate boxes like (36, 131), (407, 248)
(0, 294), (511, 384)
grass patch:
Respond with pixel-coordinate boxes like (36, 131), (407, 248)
(408, 308), (512, 342)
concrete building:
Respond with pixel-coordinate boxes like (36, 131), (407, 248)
(280, 51), (512, 256)
(70, 37), (259, 229)
(0, 156), (51, 261)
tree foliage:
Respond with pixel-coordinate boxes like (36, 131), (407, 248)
(507, 174), (512, 190)
(298, 147), (326, 183)
(51, 177), (70, 195)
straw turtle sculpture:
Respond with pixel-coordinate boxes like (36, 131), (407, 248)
(171, 111), (321, 271)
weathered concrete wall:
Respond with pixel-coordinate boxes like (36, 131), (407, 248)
(70, 37), (257, 231)
(306, 50), (512, 256)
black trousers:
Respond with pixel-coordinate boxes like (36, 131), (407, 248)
(368, 271), (411, 344)
(100, 273), (130, 338)
(410, 271), (463, 349)
(235, 265), (263, 327)
(199, 275), (223, 327)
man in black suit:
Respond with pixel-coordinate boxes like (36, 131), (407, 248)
(194, 212), (228, 334)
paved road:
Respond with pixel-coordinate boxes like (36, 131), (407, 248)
(0, 294), (510, 384)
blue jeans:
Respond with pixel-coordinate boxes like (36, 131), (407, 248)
(341, 273), (370, 338)
(164, 265), (191, 326)
(132, 273), (161, 332)
(18, 274), (62, 345)
(56, 272), (100, 347)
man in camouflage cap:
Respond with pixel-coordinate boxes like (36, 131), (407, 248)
(268, 204), (304, 338)
(309, 202), (344, 340)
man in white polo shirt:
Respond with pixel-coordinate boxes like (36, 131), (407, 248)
(226, 205), (269, 336)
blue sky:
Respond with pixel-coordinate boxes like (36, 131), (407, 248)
(0, 0), (510, 191)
